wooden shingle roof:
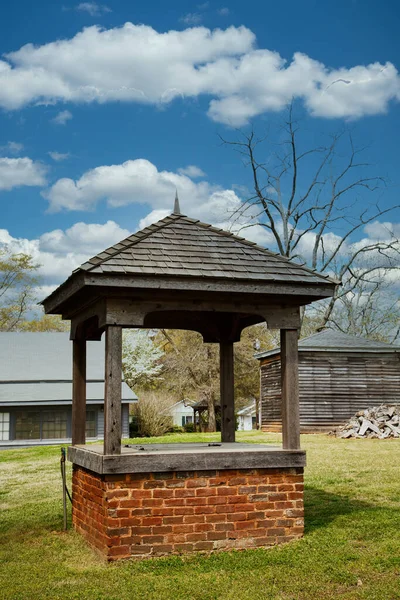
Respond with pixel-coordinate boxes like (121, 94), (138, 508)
(76, 213), (334, 286)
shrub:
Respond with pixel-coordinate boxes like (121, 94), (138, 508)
(184, 422), (195, 433)
(167, 425), (184, 434)
(129, 416), (139, 437)
(134, 392), (175, 437)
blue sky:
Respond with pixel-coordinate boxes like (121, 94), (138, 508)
(0, 0), (399, 297)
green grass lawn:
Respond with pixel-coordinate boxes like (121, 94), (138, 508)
(1, 432), (399, 600)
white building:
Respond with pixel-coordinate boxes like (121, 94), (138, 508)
(169, 400), (195, 427)
(237, 401), (258, 431)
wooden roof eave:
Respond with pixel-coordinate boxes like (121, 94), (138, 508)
(255, 346), (400, 360)
(42, 270), (336, 316)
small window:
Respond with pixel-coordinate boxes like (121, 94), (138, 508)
(182, 415), (193, 426)
(86, 410), (97, 438)
(41, 410), (68, 439)
(15, 411), (41, 440)
(0, 413), (10, 441)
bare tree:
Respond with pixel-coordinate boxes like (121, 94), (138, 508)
(222, 105), (400, 336)
(322, 269), (400, 342)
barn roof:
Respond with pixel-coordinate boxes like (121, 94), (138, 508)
(255, 329), (400, 359)
(0, 332), (136, 404)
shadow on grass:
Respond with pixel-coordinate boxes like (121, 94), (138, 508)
(304, 485), (374, 534)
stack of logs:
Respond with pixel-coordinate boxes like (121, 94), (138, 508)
(336, 404), (400, 439)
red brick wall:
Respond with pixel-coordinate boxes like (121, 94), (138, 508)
(72, 466), (304, 561)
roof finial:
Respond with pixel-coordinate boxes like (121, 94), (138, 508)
(173, 189), (181, 215)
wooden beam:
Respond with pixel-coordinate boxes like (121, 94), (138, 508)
(72, 339), (86, 445)
(104, 326), (122, 455)
(280, 329), (300, 450)
(220, 340), (235, 443)
(84, 274), (335, 298)
(264, 306), (300, 330)
(68, 445), (306, 475)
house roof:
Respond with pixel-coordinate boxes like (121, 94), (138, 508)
(255, 329), (400, 360)
(43, 213), (337, 315)
(237, 402), (256, 416)
(0, 332), (136, 404)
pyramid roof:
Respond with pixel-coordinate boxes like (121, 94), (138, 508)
(75, 213), (334, 285)
(43, 213), (337, 316)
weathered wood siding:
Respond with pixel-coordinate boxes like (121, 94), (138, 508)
(260, 356), (281, 432)
(261, 351), (400, 432)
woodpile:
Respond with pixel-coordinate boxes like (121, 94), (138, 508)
(336, 404), (400, 439)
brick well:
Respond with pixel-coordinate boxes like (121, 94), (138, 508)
(72, 465), (304, 561)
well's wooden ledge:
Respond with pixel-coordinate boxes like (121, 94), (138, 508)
(68, 443), (306, 474)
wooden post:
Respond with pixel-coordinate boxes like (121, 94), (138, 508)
(220, 340), (235, 443)
(104, 326), (122, 455)
(280, 329), (300, 450)
(72, 338), (86, 445)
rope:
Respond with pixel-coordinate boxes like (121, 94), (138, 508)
(60, 447), (73, 504)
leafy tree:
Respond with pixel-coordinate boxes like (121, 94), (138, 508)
(156, 325), (276, 431)
(20, 313), (70, 331)
(0, 250), (39, 331)
(157, 329), (219, 431)
(122, 329), (164, 390)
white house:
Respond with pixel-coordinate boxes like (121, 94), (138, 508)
(237, 401), (258, 431)
(169, 400), (195, 427)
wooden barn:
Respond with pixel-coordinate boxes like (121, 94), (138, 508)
(256, 329), (400, 432)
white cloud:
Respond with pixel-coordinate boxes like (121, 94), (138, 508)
(177, 165), (206, 178)
(180, 13), (203, 25)
(42, 158), (243, 225)
(48, 151), (70, 161)
(42, 156), (276, 248)
(0, 221), (130, 291)
(76, 2), (111, 16)
(0, 157), (47, 191)
(51, 110), (72, 125)
(218, 8), (230, 16)
(0, 23), (398, 124)
(138, 209), (171, 230)
(364, 220), (400, 240)
(39, 220), (130, 255)
(0, 141), (24, 155)
(295, 230), (347, 262)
